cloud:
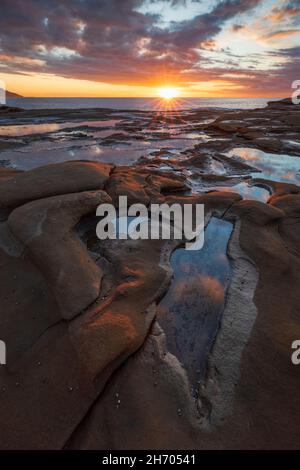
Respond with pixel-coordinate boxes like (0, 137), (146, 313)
(266, 1), (300, 23)
(0, 0), (262, 81)
(0, 0), (299, 96)
(263, 28), (300, 41)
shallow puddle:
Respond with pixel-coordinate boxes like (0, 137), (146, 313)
(207, 181), (270, 202)
(0, 119), (122, 137)
(1, 131), (205, 168)
(0, 140), (144, 169)
(227, 147), (300, 185)
(210, 159), (226, 175)
(158, 217), (233, 393)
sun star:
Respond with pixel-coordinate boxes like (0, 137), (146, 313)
(158, 87), (179, 100)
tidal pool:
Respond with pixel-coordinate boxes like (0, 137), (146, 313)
(227, 147), (300, 185)
(0, 135), (204, 169)
(207, 181), (270, 202)
(0, 140), (144, 169)
(200, 147), (300, 202)
(158, 217), (233, 393)
(0, 119), (122, 137)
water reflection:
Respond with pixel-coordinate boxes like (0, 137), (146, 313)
(0, 135), (205, 169)
(158, 217), (232, 393)
(207, 182), (270, 202)
(226, 147), (300, 185)
(0, 119), (121, 137)
(210, 159), (226, 175)
(0, 140), (144, 169)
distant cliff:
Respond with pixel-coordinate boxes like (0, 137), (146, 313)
(6, 90), (23, 98)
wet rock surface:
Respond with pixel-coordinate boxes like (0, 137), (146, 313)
(0, 98), (300, 449)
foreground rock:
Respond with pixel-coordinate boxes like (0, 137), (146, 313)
(0, 161), (113, 220)
(0, 102), (300, 449)
(0, 160), (193, 449)
(8, 190), (111, 319)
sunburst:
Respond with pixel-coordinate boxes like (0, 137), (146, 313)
(157, 87), (180, 100)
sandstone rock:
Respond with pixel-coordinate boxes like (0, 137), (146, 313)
(228, 199), (284, 225)
(67, 322), (198, 450)
(0, 166), (23, 181)
(271, 194), (300, 257)
(252, 179), (300, 198)
(106, 167), (187, 206)
(0, 168), (178, 448)
(255, 137), (281, 152)
(8, 190), (111, 319)
(213, 120), (246, 132)
(217, 202), (300, 448)
(0, 161), (113, 219)
(239, 130), (265, 140)
(0, 96), (300, 450)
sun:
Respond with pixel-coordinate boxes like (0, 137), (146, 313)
(158, 87), (179, 100)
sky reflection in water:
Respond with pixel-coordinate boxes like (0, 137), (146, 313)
(158, 217), (232, 392)
(226, 147), (300, 186)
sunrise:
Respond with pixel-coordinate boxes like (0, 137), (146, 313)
(0, 0), (299, 98)
(0, 0), (300, 462)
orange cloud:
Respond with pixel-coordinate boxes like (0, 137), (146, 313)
(263, 28), (300, 42)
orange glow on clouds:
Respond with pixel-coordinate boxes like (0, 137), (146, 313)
(0, 71), (287, 99)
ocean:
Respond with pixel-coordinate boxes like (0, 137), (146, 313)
(6, 96), (280, 111)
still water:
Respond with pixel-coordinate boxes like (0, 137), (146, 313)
(158, 217), (233, 392)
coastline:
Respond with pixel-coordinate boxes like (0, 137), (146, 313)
(0, 97), (300, 449)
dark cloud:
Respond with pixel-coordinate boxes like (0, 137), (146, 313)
(231, 23), (244, 31)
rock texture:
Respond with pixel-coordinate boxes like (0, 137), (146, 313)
(0, 161), (195, 449)
(0, 98), (300, 449)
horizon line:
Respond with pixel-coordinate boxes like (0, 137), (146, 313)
(8, 95), (284, 99)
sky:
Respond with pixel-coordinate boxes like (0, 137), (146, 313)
(0, 0), (299, 98)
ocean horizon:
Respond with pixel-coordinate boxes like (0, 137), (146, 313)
(6, 96), (281, 111)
